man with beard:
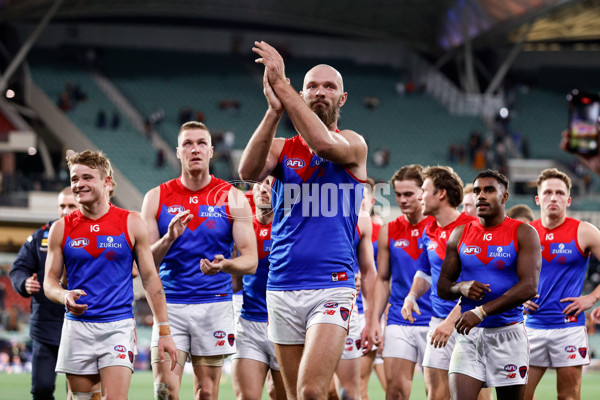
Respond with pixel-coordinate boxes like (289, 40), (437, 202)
(239, 41), (368, 400)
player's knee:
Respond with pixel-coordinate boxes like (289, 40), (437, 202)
(299, 383), (327, 400)
(154, 382), (169, 400)
(72, 391), (101, 400)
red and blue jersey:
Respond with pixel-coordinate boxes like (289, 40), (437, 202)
(527, 218), (590, 329)
(419, 213), (476, 318)
(458, 217), (523, 328)
(357, 221), (380, 315)
(388, 215), (435, 326)
(268, 135), (364, 291)
(156, 176), (234, 304)
(62, 205), (134, 323)
(240, 218), (272, 322)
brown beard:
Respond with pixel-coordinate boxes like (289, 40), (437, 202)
(308, 98), (341, 128)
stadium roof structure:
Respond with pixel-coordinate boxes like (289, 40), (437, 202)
(0, 0), (598, 59)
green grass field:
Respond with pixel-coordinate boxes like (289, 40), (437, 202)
(1, 369), (600, 399)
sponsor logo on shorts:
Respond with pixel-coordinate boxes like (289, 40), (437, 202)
(506, 373), (516, 379)
(519, 366), (527, 378)
(340, 307), (350, 321)
(215, 340), (225, 347)
(394, 239), (409, 248)
(579, 347), (587, 358)
(286, 158), (305, 169)
(331, 272), (347, 282)
(214, 330), (226, 339)
(565, 345), (576, 353)
(324, 302), (338, 308)
(116, 353), (126, 359)
(345, 346), (353, 352)
(69, 238), (89, 248)
(228, 333), (235, 346)
(323, 309), (336, 315)
(462, 246), (481, 255)
(128, 351), (134, 364)
(114, 345), (127, 353)
(504, 364), (517, 372)
(167, 205), (185, 215)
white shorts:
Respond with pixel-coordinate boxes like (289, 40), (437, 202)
(232, 317), (279, 370)
(528, 325), (590, 368)
(232, 293), (243, 325)
(151, 302), (235, 357)
(449, 323), (529, 388)
(267, 287), (356, 345)
(382, 324), (429, 366)
(341, 300), (362, 360)
(56, 318), (137, 375)
(422, 317), (457, 370)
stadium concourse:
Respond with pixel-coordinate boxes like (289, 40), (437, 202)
(2, 1), (600, 399)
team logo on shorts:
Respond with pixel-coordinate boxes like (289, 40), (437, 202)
(214, 330), (226, 339)
(565, 345), (576, 353)
(228, 333), (235, 346)
(128, 351), (134, 364)
(355, 339), (361, 350)
(114, 345), (126, 353)
(324, 302), (338, 308)
(519, 366), (527, 378)
(340, 307), (350, 321)
(579, 347), (587, 358)
(504, 364), (517, 372)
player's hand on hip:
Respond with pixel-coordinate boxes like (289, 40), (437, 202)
(455, 311), (481, 335)
(63, 289), (88, 315)
(523, 294), (540, 314)
(200, 255), (225, 275)
(25, 273), (41, 294)
(458, 280), (491, 300)
(252, 41), (286, 86)
(166, 210), (192, 241)
(561, 294), (596, 317)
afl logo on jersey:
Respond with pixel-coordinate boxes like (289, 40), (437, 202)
(286, 158), (305, 169)
(167, 205), (185, 215)
(394, 239), (409, 248)
(462, 246), (481, 255)
(69, 238), (89, 248)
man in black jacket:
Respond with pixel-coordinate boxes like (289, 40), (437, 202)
(10, 187), (77, 400)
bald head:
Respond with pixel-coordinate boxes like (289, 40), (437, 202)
(303, 64), (344, 92)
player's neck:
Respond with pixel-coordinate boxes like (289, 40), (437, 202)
(79, 201), (110, 220)
(180, 169), (211, 191)
(256, 208), (273, 225)
(434, 206), (461, 228)
(404, 211), (425, 226)
(480, 212), (505, 229)
(541, 213), (566, 230)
